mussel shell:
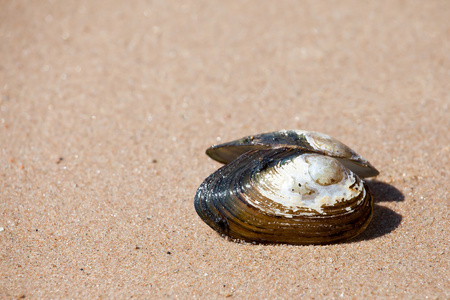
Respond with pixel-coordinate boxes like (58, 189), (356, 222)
(206, 130), (379, 178)
(195, 148), (373, 245)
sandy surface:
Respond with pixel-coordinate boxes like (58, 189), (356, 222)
(1, 0), (449, 298)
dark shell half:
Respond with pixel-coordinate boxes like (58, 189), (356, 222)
(206, 130), (379, 178)
(195, 148), (373, 245)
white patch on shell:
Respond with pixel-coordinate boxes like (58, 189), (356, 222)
(303, 131), (359, 159)
(251, 153), (364, 216)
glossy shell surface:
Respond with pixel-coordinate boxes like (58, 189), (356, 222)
(206, 130), (378, 178)
(195, 130), (378, 245)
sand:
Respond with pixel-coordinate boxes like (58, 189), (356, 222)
(1, 0), (449, 298)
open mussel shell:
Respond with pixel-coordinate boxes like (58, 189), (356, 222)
(206, 130), (379, 178)
(195, 148), (373, 245)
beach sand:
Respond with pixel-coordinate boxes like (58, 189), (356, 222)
(1, 1), (449, 298)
